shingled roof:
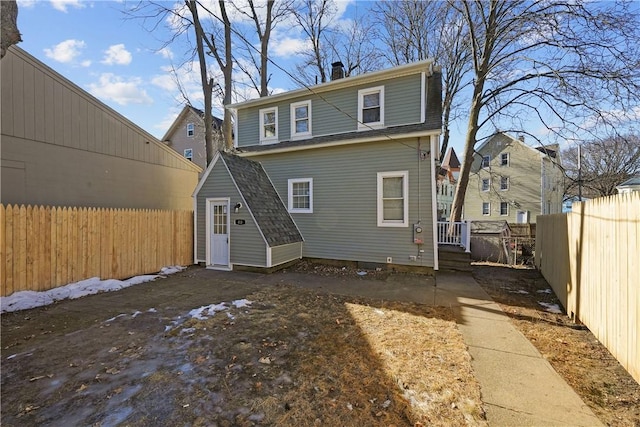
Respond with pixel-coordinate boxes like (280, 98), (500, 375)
(220, 152), (303, 247)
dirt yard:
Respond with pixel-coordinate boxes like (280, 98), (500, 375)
(1, 265), (486, 426)
(472, 263), (640, 427)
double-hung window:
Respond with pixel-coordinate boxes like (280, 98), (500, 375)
(500, 202), (509, 216)
(481, 155), (490, 168)
(500, 176), (509, 190)
(481, 178), (490, 192)
(259, 107), (278, 144)
(482, 202), (490, 216)
(377, 171), (408, 227)
(501, 152), (509, 166)
(290, 101), (311, 140)
(186, 123), (195, 137)
(183, 148), (193, 161)
(358, 86), (384, 130)
(288, 178), (313, 213)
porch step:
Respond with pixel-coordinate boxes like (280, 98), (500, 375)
(438, 246), (472, 272)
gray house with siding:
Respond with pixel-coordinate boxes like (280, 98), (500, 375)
(1, 47), (201, 210)
(194, 60), (442, 271)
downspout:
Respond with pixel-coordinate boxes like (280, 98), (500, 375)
(430, 134), (439, 271)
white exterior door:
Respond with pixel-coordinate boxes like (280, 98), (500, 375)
(208, 200), (229, 268)
(516, 210), (528, 224)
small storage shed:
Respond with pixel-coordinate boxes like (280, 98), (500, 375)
(193, 152), (303, 271)
(469, 221), (511, 263)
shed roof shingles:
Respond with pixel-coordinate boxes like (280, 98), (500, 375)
(221, 152), (302, 247)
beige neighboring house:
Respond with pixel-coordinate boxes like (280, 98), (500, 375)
(161, 105), (223, 172)
(436, 147), (460, 221)
(463, 132), (564, 223)
(0, 47), (201, 210)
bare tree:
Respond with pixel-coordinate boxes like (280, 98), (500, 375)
(1, 0), (21, 59)
(448, 0), (640, 222)
(232, 0), (292, 97)
(371, 1), (471, 160)
(291, 0), (336, 85)
(562, 135), (640, 198)
(327, 13), (383, 78)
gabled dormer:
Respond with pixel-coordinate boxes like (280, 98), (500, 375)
(228, 60), (442, 153)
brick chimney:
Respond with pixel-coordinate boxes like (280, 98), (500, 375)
(331, 61), (345, 80)
(518, 135), (525, 142)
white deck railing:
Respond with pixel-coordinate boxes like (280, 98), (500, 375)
(437, 221), (471, 252)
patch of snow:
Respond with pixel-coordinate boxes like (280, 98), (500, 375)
(537, 289), (553, 294)
(232, 299), (252, 308)
(374, 309), (385, 316)
(538, 302), (563, 314)
(509, 289), (529, 295)
(357, 271), (367, 276)
(188, 303), (228, 320)
(147, 308), (157, 313)
(0, 266), (186, 313)
(105, 313), (127, 323)
(131, 311), (143, 318)
(180, 327), (196, 335)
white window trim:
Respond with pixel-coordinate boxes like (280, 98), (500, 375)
(358, 86), (385, 131)
(377, 171), (409, 227)
(501, 152), (510, 166)
(500, 176), (509, 191)
(482, 202), (491, 216)
(481, 155), (490, 168)
(500, 201), (509, 216)
(183, 148), (193, 160)
(290, 100), (312, 140)
(288, 178), (313, 213)
(186, 123), (195, 137)
(259, 107), (278, 144)
(482, 178), (491, 192)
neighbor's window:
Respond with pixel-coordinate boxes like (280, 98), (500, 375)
(500, 202), (509, 216)
(288, 178), (313, 213)
(358, 86), (384, 130)
(500, 176), (509, 190)
(291, 101), (312, 139)
(482, 202), (490, 216)
(377, 171), (409, 227)
(501, 152), (509, 166)
(187, 123), (195, 137)
(481, 155), (490, 168)
(183, 148), (193, 161)
(259, 107), (278, 143)
(482, 178), (490, 192)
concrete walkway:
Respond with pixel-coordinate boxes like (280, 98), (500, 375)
(435, 272), (602, 426)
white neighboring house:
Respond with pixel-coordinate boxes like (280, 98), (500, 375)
(616, 176), (640, 194)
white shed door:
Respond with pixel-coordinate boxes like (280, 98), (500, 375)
(209, 201), (229, 267)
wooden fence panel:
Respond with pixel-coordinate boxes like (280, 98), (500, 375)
(0, 205), (193, 297)
(536, 192), (640, 384)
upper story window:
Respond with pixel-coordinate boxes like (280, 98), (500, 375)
(187, 123), (195, 137)
(481, 155), (490, 168)
(290, 101), (312, 140)
(482, 202), (490, 216)
(358, 86), (384, 130)
(501, 152), (510, 166)
(288, 178), (313, 213)
(500, 202), (509, 216)
(259, 107), (278, 144)
(377, 171), (408, 227)
(500, 176), (509, 190)
(482, 178), (490, 192)
(183, 148), (193, 161)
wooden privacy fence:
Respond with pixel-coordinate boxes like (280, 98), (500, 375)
(0, 205), (193, 297)
(536, 192), (639, 384)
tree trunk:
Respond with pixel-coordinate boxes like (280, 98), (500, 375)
(1, 0), (21, 59)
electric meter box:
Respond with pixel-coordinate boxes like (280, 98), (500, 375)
(413, 223), (424, 244)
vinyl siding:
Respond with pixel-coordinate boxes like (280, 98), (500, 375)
(246, 138), (435, 267)
(1, 47), (200, 209)
(236, 73), (424, 148)
(271, 242), (303, 266)
(464, 135), (559, 223)
(195, 162), (267, 266)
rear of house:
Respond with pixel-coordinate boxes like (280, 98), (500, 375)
(194, 60), (443, 272)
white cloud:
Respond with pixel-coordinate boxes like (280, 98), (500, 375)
(151, 74), (177, 92)
(583, 105), (640, 129)
(81, 60), (92, 67)
(87, 73), (153, 106)
(50, 0), (85, 13)
(157, 47), (174, 60)
(270, 35), (309, 59)
(101, 44), (132, 66)
(17, 0), (37, 8)
(44, 39), (86, 63)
